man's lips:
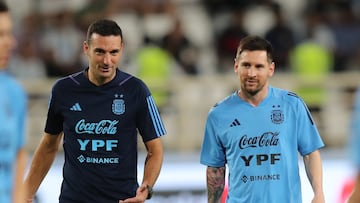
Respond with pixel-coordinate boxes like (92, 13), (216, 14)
(246, 79), (257, 85)
(99, 66), (110, 72)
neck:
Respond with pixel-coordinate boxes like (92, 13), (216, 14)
(86, 69), (115, 86)
(238, 86), (269, 107)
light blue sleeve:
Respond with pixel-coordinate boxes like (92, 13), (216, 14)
(200, 111), (226, 167)
(16, 88), (27, 149)
(296, 97), (324, 156)
(10, 80), (27, 150)
(349, 88), (360, 168)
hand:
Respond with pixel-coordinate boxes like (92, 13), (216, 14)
(311, 194), (325, 203)
(119, 184), (148, 203)
(26, 199), (33, 203)
(347, 193), (360, 203)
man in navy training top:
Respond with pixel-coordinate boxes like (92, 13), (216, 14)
(200, 36), (325, 203)
(24, 19), (166, 203)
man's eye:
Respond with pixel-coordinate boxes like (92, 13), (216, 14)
(110, 51), (119, 56)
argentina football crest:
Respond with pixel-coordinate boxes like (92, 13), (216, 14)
(271, 109), (284, 124)
(112, 98), (125, 115)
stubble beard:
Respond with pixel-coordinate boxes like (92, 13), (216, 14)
(243, 82), (263, 96)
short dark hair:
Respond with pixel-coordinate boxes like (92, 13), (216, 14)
(86, 19), (123, 44)
(0, 1), (9, 12)
(235, 36), (273, 62)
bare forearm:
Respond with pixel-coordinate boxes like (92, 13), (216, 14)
(120, 139), (163, 202)
(303, 150), (324, 201)
(142, 152), (162, 187)
(348, 172), (360, 203)
(142, 138), (163, 187)
(207, 166), (225, 203)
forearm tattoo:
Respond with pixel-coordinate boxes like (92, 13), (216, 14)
(207, 166), (226, 203)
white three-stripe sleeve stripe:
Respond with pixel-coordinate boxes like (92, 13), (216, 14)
(146, 96), (166, 136)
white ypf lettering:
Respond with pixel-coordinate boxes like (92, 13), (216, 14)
(77, 139), (118, 151)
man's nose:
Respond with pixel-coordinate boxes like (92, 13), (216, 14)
(103, 53), (111, 65)
(247, 67), (256, 77)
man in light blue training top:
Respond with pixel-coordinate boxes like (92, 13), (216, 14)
(0, 1), (28, 203)
(200, 36), (325, 203)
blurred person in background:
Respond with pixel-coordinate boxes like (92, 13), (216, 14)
(40, 9), (83, 77)
(161, 17), (199, 75)
(200, 36), (325, 203)
(24, 19), (166, 203)
(8, 38), (46, 79)
(8, 12), (46, 79)
(347, 87), (360, 203)
(136, 36), (172, 112)
(137, 0), (176, 16)
(308, 0), (360, 72)
(215, 8), (248, 73)
(264, 2), (295, 72)
(0, 1), (27, 203)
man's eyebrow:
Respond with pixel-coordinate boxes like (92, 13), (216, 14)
(94, 48), (105, 52)
(110, 49), (120, 53)
(93, 48), (120, 53)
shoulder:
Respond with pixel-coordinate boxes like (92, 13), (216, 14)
(118, 70), (151, 95)
(52, 71), (83, 90)
(270, 86), (303, 104)
(120, 71), (147, 88)
(208, 93), (236, 116)
(1, 73), (26, 100)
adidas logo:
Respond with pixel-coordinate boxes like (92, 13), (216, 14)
(70, 103), (82, 111)
(230, 119), (241, 127)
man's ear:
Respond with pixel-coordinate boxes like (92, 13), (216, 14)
(234, 63), (238, 73)
(83, 41), (89, 55)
